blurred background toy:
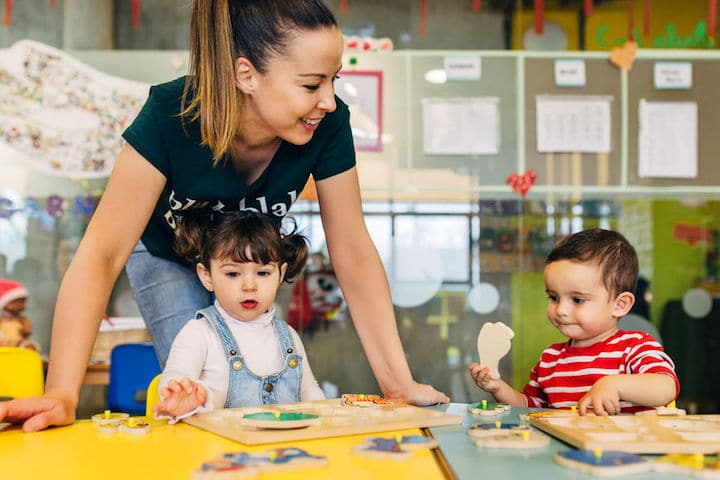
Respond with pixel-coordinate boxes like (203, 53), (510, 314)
(0, 278), (39, 350)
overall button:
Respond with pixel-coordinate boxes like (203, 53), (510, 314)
(286, 348), (294, 354)
(265, 383), (274, 393)
(232, 360), (243, 371)
(289, 359), (298, 368)
(230, 349), (237, 355)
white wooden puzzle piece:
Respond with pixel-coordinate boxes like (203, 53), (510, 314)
(466, 400), (511, 416)
(476, 322), (514, 379)
(475, 430), (550, 448)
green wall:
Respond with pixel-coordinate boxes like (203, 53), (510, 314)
(651, 201), (720, 327)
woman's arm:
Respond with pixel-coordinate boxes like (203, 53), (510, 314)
(0, 145), (166, 431)
(316, 168), (449, 405)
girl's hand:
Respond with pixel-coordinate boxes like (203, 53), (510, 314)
(153, 378), (207, 418)
(468, 363), (502, 394)
(578, 376), (621, 415)
(385, 381), (450, 406)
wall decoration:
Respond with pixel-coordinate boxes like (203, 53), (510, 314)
(0, 194), (101, 219)
(342, 35), (393, 52)
(506, 170), (537, 198)
(335, 70), (383, 152)
(0, 40), (148, 179)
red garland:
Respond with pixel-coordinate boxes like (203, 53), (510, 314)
(534, 0), (544, 35)
(584, 0), (593, 18)
(3, 0), (11, 27)
(131, 0), (141, 30)
(340, 0), (348, 13)
(710, 0), (717, 39)
(644, 0), (651, 37)
(472, 0), (481, 12)
(626, 0), (635, 40)
(419, 0), (426, 35)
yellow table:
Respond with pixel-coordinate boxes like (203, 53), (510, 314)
(0, 419), (451, 479)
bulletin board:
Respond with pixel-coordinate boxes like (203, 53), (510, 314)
(407, 54), (519, 186)
(523, 57), (623, 188)
(627, 58), (720, 187)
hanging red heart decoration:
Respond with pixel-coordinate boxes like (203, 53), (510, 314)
(48, 0), (55, 10)
(4, 0), (12, 27)
(534, 0), (544, 35)
(131, 0), (141, 30)
(472, 0), (481, 12)
(506, 170), (537, 197)
(710, 0), (717, 40)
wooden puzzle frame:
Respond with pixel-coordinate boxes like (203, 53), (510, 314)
(183, 399), (461, 445)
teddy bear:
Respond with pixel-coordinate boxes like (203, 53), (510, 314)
(0, 278), (38, 350)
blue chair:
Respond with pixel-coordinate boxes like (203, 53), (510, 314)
(107, 342), (161, 415)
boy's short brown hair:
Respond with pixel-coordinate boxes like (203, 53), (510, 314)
(546, 228), (639, 298)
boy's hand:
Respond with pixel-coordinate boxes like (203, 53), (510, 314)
(468, 363), (501, 394)
(154, 378), (207, 418)
(578, 376), (620, 415)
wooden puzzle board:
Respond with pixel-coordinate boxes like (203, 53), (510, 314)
(529, 413), (720, 454)
(183, 398), (462, 445)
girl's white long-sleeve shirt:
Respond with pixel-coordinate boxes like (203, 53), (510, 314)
(158, 301), (325, 422)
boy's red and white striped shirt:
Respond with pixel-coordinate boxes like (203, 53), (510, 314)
(521, 330), (678, 413)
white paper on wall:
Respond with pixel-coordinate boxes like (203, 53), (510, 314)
(535, 95), (612, 153)
(0, 40), (149, 179)
(638, 99), (697, 179)
(422, 97), (500, 155)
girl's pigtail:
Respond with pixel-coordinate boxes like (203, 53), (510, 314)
(282, 231), (309, 283)
(173, 207), (214, 265)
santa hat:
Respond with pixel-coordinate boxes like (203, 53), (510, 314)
(0, 279), (28, 311)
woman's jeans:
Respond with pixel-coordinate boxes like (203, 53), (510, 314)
(125, 241), (212, 368)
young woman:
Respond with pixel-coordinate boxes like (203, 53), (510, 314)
(0, 0), (447, 432)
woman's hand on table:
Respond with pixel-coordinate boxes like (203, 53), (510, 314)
(0, 393), (77, 432)
(385, 381), (450, 406)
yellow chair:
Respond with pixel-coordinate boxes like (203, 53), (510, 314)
(145, 373), (162, 418)
(0, 347), (44, 399)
